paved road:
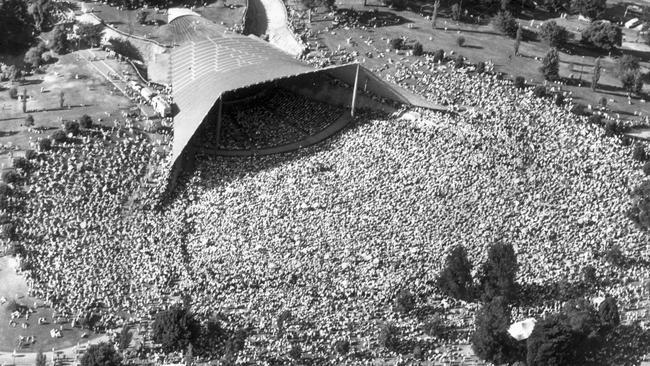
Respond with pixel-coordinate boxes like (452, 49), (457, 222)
(244, 0), (305, 56)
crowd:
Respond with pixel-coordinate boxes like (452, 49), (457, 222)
(6, 51), (649, 363)
(195, 89), (343, 151)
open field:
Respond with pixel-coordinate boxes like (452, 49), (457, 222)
(302, 0), (650, 122)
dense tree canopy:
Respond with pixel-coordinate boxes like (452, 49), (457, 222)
(472, 297), (525, 365)
(152, 305), (201, 353)
(80, 343), (122, 366)
(581, 21), (622, 51)
(479, 242), (518, 302)
(77, 23), (105, 48)
(0, 0), (36, 53)
(526, 314), (576, 366)
(570, 0), (606, 19)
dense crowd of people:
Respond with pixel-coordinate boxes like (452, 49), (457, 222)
(6, 51), (649, 363)
(195, 89), (343, 151)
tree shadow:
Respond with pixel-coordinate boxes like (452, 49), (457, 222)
(516, 280), (593, 307)
(598, 323), (650, 365)
(462, 44), (484, 49)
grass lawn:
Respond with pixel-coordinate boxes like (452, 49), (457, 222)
(305, 0), (650, 122)
(0, 256), (99, 352)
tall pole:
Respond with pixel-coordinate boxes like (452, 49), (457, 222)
(351, 64), (360, 117)
(215, 97), (223, 147)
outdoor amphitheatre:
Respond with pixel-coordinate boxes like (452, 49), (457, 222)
(1, 0), (650, 364)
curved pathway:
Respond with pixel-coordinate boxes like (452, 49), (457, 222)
(243, 0), (305, 56)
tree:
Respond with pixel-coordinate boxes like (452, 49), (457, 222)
(108, 38), (142, 61)
(629, 180), (650, 230)
(621, 71), (637, 95)
(80, 342), (122, 366)
(526, 314), (575, 366)
(540, 47), (560, 81)
(544, 0), (570, 12)
(514, 24), (521, 55)
(38, 138), (52, 151)
(457, 35), (466, 47)
(581, 21), (622, 51)
(570, 0), (606, 19)
(433, 49), (445, 63)
(539, 21), (569, 48)
(24, 115), (34, 127)
(479, 242), (518, 302)
(59, 91), (65, 109)
(36, 349), (46, 366)
(472, 297), (525, 365)
(152, 305), (200, 353)
(51, 129), (67, 143)
(633, 73), (645, 95)
(50, 24), (69, 54)
(24, 42), (47, 69)
(28, 0), (53, 32)
(432, 0), (440, 29)
(79, 114), (93, 128)
(514, 76), (525, 89)
(413, 42), (423, 56)
(0, 0), (35, 53)
(389, 38), (403, 50)
(77, 23), (104, 48)
(591, 57), (601, 91)
(598, 296), (620, 328)
(616, 54), (640, 76)
(378, 322), (399, 352)
(118, 325), (132, 351)
(64, 120), (80, 135)
(492, 11), (518, 38)
(436, 245), (473, 300)
(136, 10), (147, 25)
(451, 3), (461, 21)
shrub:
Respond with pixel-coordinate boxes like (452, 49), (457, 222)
(64, 120), (80, 135)
(412, 42), (423, 56)
(643, 162), (650, 176)
(38, 138), (52, 151)
(436, 245), (473, 300)
(533, 85), (546, 97)
(598, 296), (620, 328)
(632, 143), (647, 161)
(621, 71), (637, 94)
(604, 120), (619, 136)
(41, 52), (54, 64)
(539, 21), (569, 48)
(582, 265), (597, 286)
(24, 115), (34, 127)
(152, 305), (200, 353)
(514, 76), (525, 89)
(79, 114), (93, 129)
(555, 93), (565, 106)
(456, 35), (466, 47)
(378, 323), (399, 352)
(80, 342), (122, 366)
(1, 170), (20, 184)
(453, 54), (464, 68)
(491, 11), (518, 38)
(394, 289), (415, 313)
(51, 130), (67, 143)
(581, 21), (622, 51)
(9, 87), (18, 99)
(451, 3), (461, 21)
(476, 61), (486, 73)
(433, 49), (445, 62)
(288, 344), (302, 360)
(423, 314), (445, 338)
(333, 339), (350, 355)
(24, 149), (36, 160)
(604, 245), (624, 266)
(628, 180), (650, 230)
(588, 114), (603, 125)
(540, 47), (560, 81)
(390, 38), (404, 50)
(24, 43), (46, 68)
(13, 157), (29, 171)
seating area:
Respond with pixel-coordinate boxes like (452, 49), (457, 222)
(194, 88), (345, 151)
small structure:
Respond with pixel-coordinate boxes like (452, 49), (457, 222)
(508, 318), (536, 341)
(152, 95), (171, 117)
(625, 18), (640, 29)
